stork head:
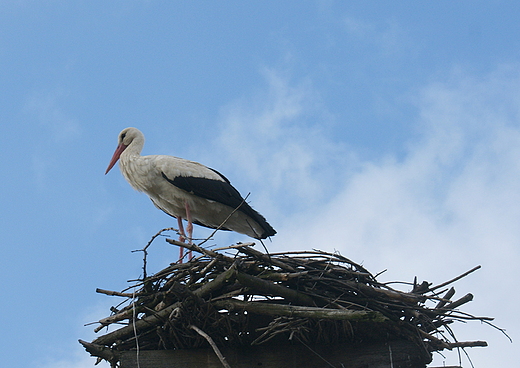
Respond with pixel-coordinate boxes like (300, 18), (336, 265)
(105, 127), (144, 174)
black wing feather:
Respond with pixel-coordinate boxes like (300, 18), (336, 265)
(161, 171), (276, 238)
(162, 172), (244, 209)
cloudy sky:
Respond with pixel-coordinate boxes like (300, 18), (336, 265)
(1, 1), (519, 367)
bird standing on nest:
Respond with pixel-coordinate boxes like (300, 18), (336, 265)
(105, 127), (276, 261)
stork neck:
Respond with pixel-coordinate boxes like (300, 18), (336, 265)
(122, 135), (144, 159)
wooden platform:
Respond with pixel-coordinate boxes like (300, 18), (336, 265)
(120, 340), (431, 368)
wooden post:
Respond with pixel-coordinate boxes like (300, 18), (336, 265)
(120, 340), (431, 368)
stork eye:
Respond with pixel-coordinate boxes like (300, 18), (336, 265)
(121, 132), (127, 140)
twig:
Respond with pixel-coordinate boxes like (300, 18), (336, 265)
(94, 308), (136, 333)
(211, 242), (256, 252)
(197, 194), (250, 248)
(166, 238), (236, 263)
(190, 325), (231, 368)
(429, 266), (481, 292)
(132, 227), (176, 279)
(96, 288), (135, 298)
(238, 245), (296, 272)
(448, 341), (488, 348)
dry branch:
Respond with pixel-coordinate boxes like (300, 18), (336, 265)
(96, 288), (136, 298)
(235, 271), (316, 306)
(429, 265), (481, 291)
(92, 264), (236, 346)
(449, 341), (488, 348)
(213, 299), (387, 322)
(190, 325), (231, 368)
(79, 339), (119, 366)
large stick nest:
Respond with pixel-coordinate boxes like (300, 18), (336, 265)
(80, 230), (498, 367)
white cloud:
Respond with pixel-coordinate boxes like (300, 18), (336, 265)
(36, 301), (115, 368)
(215, 65), (520, 366)
(213, 67), (355, 216)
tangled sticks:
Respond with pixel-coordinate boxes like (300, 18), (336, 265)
(80, 234), (499, 367)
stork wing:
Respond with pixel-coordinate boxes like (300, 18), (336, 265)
(156, 156), (275, 238)
(161, 172), (247, 211)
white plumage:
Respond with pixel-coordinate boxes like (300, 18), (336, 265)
(105, 127), (276, 246)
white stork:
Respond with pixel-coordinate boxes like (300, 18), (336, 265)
(105, 127), (276, 260)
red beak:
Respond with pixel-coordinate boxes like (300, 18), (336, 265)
(105, 143), (127, 174)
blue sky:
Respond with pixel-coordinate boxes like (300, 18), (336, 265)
(1, 1), (519, 367)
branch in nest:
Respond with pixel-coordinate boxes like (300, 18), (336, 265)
(94, 307), (139, 333)
(238, 244), (297, 272)
(213, 299), (388, 322)
(448, 341), (488, 348)
(442, 293), (473, 310)
(429, 266), (481, 292)
(79, 339), (119, 366)
(235, 270), (316, 306)
(96, 288), (135, 298)
(435, 287), (456, 309)
(166, 238), (236, 263)
(92, 264), (237, 346)
(190, 325), (231, 368)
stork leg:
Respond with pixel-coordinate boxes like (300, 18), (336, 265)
(177, 217), (187, 262)
(185, 201), (193, 260)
